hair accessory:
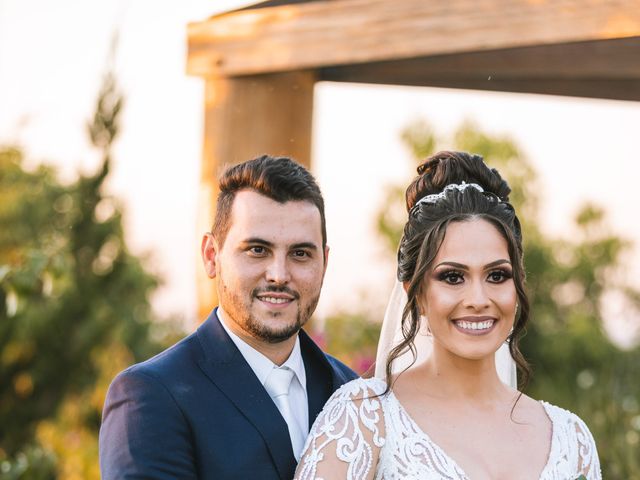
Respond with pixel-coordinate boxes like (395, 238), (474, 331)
(413, 181), (485, 209)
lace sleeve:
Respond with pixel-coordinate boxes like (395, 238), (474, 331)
(295, 378), (387, 480)
(572, 414), (601, 479)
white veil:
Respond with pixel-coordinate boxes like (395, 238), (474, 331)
(374, 280), (517, 388)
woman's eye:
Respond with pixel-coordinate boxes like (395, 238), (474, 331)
(438, 271), (463, 284)
(488, 269), (512, 283)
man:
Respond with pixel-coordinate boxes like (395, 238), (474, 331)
(99, 155), (357, 479)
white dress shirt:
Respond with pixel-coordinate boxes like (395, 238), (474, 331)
(217, 309), (309, 455)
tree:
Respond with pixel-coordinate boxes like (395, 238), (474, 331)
(372, 119), (640, 478)
(0, 72), (179, 477)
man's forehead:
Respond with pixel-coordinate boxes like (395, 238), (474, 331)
(227, 190), (322, 242)
(230, 190), (320, 217)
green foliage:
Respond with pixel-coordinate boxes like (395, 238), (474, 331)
(0, 445), (56, 480)
(400, 119), (437, 160)
(320, 313), (380, 375)
(327, 118), (640, 478)
(0, 72), (178, 477)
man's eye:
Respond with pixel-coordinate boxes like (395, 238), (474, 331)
(487, 269), (512, 283)
(292, 250), (310, 259)
(438, 270), (463, 284)
(248, 246), (266, 255)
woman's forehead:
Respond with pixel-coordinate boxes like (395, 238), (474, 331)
(434, 219), (509, 265)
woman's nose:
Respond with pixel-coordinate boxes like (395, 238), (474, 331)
(463, 280), (490, 310)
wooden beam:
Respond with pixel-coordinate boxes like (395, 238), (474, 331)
(195, 71), (316, 319)
(320, 38), (640, 81)
(339, 77), (640, 102)
(318, 37), (640, 101)
(187, 0), (640, 78)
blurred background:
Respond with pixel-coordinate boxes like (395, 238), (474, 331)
(1, 0), (639, 478)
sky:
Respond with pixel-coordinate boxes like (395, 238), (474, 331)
(1, 1), (639, 343)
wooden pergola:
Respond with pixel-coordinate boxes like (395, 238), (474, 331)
(187, 0), (640, 316)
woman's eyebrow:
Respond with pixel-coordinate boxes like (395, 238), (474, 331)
(434, 261), (467, 270)
(484, 259), (511, 269)
(434, 259), (511, 270)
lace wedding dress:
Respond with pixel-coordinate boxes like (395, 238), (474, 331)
(296, 378), (601, 480)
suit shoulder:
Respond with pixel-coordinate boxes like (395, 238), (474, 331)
(299, 328), (358, 382)
(104, 332), (203, 421)
(100, 338), (199, 479)
(117, 330), (200, 385)
(324, 352), (358, 381)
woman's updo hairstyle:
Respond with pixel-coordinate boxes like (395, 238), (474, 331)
(386, 151), (530, 389)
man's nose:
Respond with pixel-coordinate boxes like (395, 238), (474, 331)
(265, 255), (291, 284)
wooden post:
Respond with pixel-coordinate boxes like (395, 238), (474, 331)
(196, 71), (316, 321)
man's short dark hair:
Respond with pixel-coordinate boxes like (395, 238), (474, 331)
(212, 155), (327, 248)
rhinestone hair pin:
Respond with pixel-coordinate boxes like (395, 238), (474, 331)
(413, 181), (485, 208)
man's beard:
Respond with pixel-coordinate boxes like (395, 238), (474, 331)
(219, 280), (321, 343)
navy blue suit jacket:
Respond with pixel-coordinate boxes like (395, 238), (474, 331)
(99, 309), (356, 479)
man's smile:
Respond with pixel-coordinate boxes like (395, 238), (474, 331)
(257, 292), (295, 307)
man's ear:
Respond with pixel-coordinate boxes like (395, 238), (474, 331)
(201, 233), (218, 279)
(322, 245), (330, 275)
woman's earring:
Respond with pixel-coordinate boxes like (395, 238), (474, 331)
(504, 327), (514, 344)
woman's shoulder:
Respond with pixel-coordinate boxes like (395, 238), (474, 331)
(539, 401), (598, 455)
(539, 400), (593, 433)
(303, 377), (387, 458)
(323, 377), (389, 408)
(539, 400), (602, 478)
(315, 378), (390, 425)
(298, 377), (388, 480)
(510, 393), (589, 430)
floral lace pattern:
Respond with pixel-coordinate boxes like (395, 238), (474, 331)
(296, 378), (601, 480)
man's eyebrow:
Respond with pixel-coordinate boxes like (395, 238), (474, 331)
(434, 259), (511, 270)
(290, 242), (318, 251)
(240, 239), (318, 250)
(240, 238), (274, 247)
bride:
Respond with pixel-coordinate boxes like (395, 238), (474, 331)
(294, 151), (600, 479)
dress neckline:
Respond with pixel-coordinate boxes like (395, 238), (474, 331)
(383, 384), (557, 480)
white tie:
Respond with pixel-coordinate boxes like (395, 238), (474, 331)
(263, 367), (305, 460)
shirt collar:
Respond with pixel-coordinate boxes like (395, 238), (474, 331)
(217, 308), (307, 389)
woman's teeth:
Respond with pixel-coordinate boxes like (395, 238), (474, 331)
(456, 320), (494, 331)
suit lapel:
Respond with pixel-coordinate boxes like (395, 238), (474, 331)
(299, 329), (337, 427)
(195, 310), (296, 480)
